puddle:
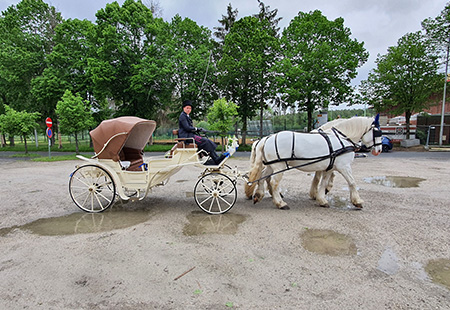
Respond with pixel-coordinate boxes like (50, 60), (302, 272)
(377, 247), (400, 275)
(300, 229), (357, 256)
(326, 196), (356, 210)
(183, 211), (247, 236)
(363, 176), (425, 188)
(425, 258), (450, 290)
(0, 209), (155, 236)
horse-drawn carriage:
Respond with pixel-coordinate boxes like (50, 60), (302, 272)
(69, 116), (242, 215)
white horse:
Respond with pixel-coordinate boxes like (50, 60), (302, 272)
(244, 116), (382, 210)
(309, 116), (381, 201)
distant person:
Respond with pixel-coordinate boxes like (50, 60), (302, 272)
(178, 100), (226, 165)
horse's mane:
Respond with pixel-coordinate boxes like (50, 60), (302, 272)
(317, 117), (374, 141)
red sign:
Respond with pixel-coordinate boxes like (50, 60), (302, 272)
(46, 117), (52, 128)
(46, 127), (53, 139)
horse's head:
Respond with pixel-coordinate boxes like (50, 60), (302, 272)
(361, 115), (382, 156)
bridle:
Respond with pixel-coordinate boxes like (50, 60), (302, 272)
(364, 126), (383, 149)
(330, 124), (382, 150)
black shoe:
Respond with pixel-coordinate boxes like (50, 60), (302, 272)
(204, 158), (216, 165)
(214, 154), (227, 164)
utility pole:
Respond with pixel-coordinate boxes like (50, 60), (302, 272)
(439, 35), (450, 146)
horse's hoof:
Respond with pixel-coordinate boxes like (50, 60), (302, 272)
(279, 206), (290, 210)
(353, 204), (363, 210)
(319, 204), (330, 208)
(325, 189), (329, 194)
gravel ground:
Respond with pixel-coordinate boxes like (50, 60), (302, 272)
(0, 151), (449, 309)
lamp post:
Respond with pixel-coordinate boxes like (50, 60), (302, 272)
(439, 35), (450, 146)
(425, 126), (436, 150)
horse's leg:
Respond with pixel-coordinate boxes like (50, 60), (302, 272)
(266, 176), (273, 196)
(309, 171), (322, 200)
(268, 168), (289, 210)
(336, 166), (364, 209)
(253, 167), (271, 204)
(326, 172), (335, 194)
(316, 171), (333, 207)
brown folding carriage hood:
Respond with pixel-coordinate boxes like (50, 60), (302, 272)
(90, 116), (157, 161)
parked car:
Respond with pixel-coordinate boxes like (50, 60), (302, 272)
(381, 136), (393, 152)
(358, 135), (393, 153)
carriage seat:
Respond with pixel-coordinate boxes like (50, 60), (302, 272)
(166, 129), (197, 158)
(119, 147), (144, 171)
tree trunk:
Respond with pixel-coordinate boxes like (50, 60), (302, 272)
(259, 99), (264, 138)
(75, 132), (79, 154)
(57, 120), (62, 149)
(23, 135), (28, 154)
(307, 108), (313, 132)
(405, 110), (412, 140)
(1, 133), (6, 147)
(242, 117), (248, 146)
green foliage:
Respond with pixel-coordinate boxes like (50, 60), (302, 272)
(207, 98), (238, 135)
(276, 10), (368, 131)
(1, 0), (448, 144)
(31, 18), (96, 122)
(219, 15), (279, 143)
(164, 15), (218, 120)
(56, 90), (95, 153)
(360, 31), (440, 138)
(422, 3), (450, 60)
(0, 0), (62, 112)
(0, 105), (40, 153)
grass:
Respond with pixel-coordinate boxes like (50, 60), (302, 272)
(32, 154), (80, 162)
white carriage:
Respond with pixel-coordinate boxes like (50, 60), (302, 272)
(69, 116), (243, 215)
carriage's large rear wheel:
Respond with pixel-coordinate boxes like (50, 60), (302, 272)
(194, 172), (237, 215)
(69, 165), (116, 213)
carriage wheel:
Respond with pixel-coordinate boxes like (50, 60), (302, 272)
(69, 165), (116, 213)
(194, 173), (237, 215)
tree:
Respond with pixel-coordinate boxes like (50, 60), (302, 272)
(163, 15), (218, 120)
(91, 0), (158, 119)
(360, 32), (441, 139)
(214, 3), (238, 43)
(32, 18), (96, 115)
(0, 105), (40, 153)
(218, 16), (279, 145)
(0, 0), (62, 112)
(422, 2), (450, 145)
(277, 10), (368, 131)
(55, 90), (95, 154)
(207, 98), (238, 151)
(253, 1), (282, 137)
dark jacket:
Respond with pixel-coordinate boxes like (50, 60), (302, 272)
(178, 111), (196, 139)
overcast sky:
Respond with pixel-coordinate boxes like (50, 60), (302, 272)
(0, 0), (447, 109)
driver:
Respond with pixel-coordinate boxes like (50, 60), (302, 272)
(178, 100), (226, 165)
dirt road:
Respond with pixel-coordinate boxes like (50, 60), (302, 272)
(0, 152), (449, 309)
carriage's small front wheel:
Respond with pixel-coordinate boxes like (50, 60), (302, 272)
(194, 173), (237, 215)
(69, 165), (116, 213)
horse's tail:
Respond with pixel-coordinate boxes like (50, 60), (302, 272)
(244, 139), (265, 199)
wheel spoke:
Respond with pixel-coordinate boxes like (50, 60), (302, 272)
(194, 173), (236, 215)
(69, 165), (115, 213)
(199, 195), (213, 206)
(217, 195), (232, 207)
